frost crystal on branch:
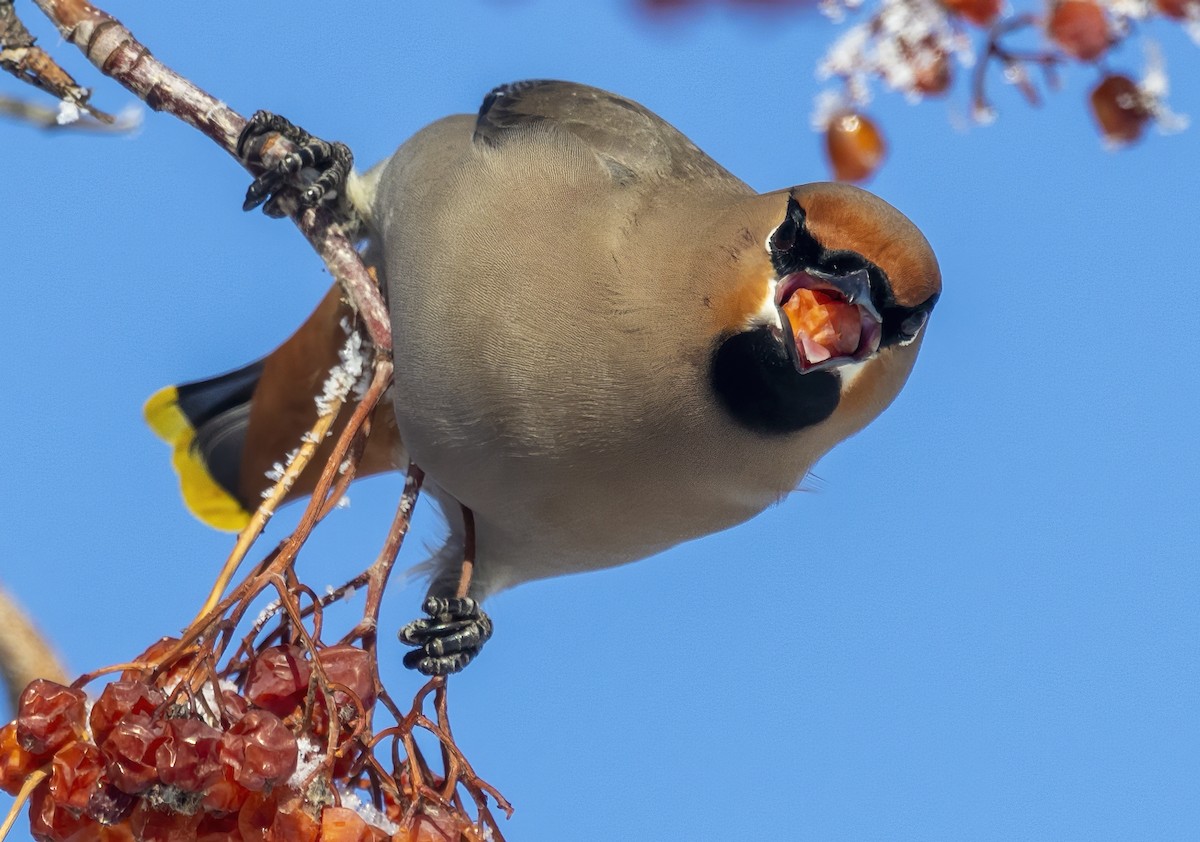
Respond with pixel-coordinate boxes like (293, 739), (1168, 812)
(316, 325), (369, 417)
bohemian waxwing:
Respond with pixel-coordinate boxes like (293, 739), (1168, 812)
(147, 81), (941, 674)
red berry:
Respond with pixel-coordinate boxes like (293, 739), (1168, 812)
(84, 781), (136, 826)
(196, 811), (244, 842)
(48, 741), (106, 814)
(393, 804), (468, 842)
(237, 791), (279, 842)
(941, 0), (1003, 26)
(1, 720), (41, 795)
(200, 767), (251, 816)
(90, 680), (166, 746)
(17, 680), (88, 758)
(218, 689), (250, 727)
(220, 709), (298, 792)
(28, 783), (96, 842)
(270, 804), (320, 842)
(1047, 1), (1111, 61)
(100, 713), (167, 794)
(120, 638), (196, 690)
(913, 51), (953, 96)
(316, 645), (376, 712)
(1156, 0), (1195, 15)
(97, 823), (136, 841)
(244, 646), (311, 718)
(312, 646), (376, 739)
(319, 807), (376, 842)
(156, 717), (224, 793)
(1089, 74), (1151, 144)
(129, 800), (202, 842)
(824, 111), (886, 183)
(1154, 0), (1196, 17)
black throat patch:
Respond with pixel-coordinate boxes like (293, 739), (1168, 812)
(710, 326), (840, 435)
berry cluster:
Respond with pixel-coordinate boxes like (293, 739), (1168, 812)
(639, 0), (1195, 181)
(1, 639), (467, 842)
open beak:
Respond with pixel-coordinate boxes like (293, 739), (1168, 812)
(775, 268), (883, 374)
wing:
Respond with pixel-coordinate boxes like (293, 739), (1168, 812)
(472, 80), (745, 189)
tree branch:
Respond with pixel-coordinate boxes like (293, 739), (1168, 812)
(26, 0), (391, 351)
(0, 583), (67, 714)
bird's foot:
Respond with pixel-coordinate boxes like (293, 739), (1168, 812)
(399, 596), (493, 676)
(236, 110), (353, 218)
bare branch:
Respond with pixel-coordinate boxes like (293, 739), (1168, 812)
(0, 91), (138, 130)
(0, 583), (67, 714)
(27, 0), (391, 351)
(0, 0), (112, 121)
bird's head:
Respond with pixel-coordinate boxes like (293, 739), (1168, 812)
(704, 182), (941, 437)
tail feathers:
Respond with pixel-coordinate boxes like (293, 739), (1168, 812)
(144, 360), (265, 532)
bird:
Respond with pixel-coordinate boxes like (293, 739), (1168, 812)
(145, 80), (941, 674)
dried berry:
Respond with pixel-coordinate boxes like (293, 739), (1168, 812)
(17, 679), (88, 758)
(120, 638), (194, 685)
(156, 717), (224, 793)
(940, 0), (1002, 26)
(1155, 0), (1198, 17)
(312, 645), (376, 739)
(244, 646), (312, 718)
(270, 804), (320, 841)
(319, 806), (377, 842)
(1047, 1), (1110, 61)
(913, 52), (953, 96)
(317, 645), (376, 712)
(29, 784), (96, 842)
(195, 811), (243, 842)
(200, 766), (252, 816)
(85, 781), (136, 826)
(48, 740), (106, 814)
(101, 713), (167, 794)
(221, 709), (298, 792)
(1, 720), (41, 795)
(1090, 74), (1151, 144)
(393, 804), (470, 842)
(130, 800), (203, 842)
(90, 680), (166, 746)
(238, 791), (280, 842)
(824, 111), (886, 183)
(219, 689), (250, 726)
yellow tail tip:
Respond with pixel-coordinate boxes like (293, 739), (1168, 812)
(143, 385), (191, 445)
(145, 384), (252, 533)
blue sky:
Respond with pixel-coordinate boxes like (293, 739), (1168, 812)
(2, 2), (1198, 840)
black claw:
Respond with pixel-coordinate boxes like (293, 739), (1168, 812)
(399, 596), (492, 675)
(236, 109), (352, 216)
(403, 650), (476, 677)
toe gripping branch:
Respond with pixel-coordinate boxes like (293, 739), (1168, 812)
(400, 596), (494, 676)
(237, 110), (353, 218)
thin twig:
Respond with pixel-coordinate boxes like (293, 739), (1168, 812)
(192, 393), (349, 624)
(0, 768), (48, 839)
(0, 92), (137, 130)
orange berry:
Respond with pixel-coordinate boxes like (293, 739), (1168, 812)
(0, 721), (41, 795)
(1047, 1), (1111, 61)
(1089, 74), (1151, 144)
(941, 0), (1003, 26)
(824, 111), (886, 183)
(913, 52), (953, 96)
(1155, 0), (1197, 18)
(319, 806), (378, 842)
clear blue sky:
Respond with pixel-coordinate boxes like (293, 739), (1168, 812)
(3, 3), (1198, 840)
